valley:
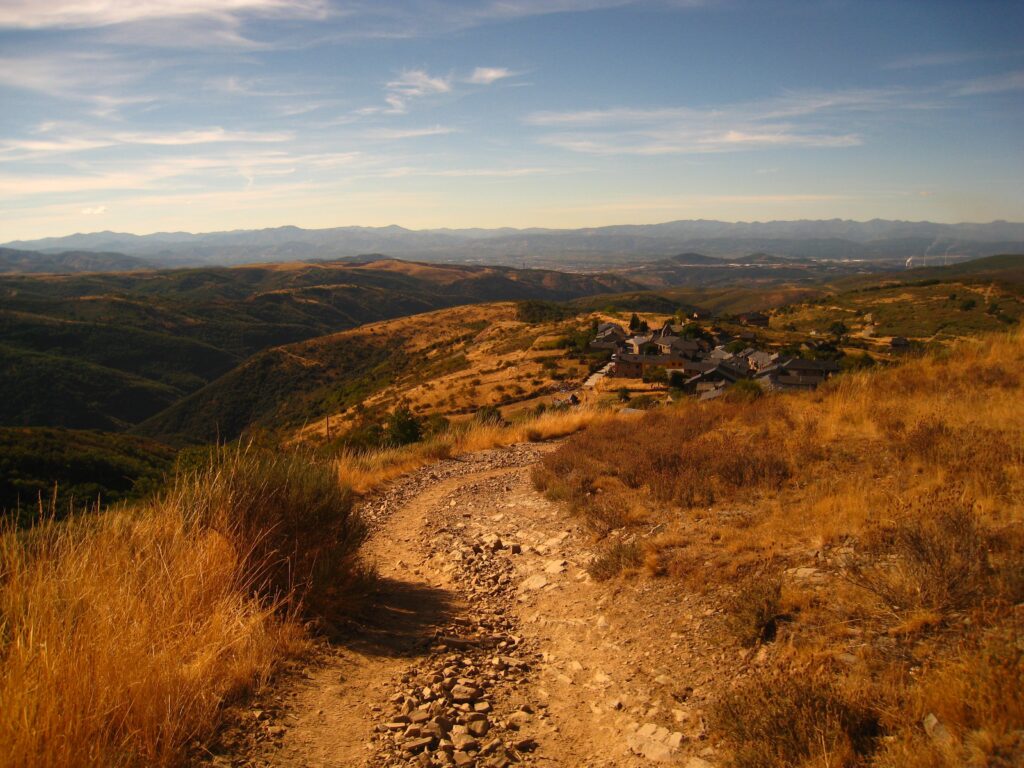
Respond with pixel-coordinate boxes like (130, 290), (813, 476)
(1, 251), (1022, 768)
(4, 3), (1024, 766)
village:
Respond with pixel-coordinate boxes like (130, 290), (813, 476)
(588, 311), (846, 400)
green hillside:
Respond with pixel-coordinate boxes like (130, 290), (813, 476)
(0, 258), (640, 430)
(0, 344), (181, 430)
(0, 428), (175, 524)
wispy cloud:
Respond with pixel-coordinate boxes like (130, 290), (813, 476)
(388, 70), (451, 98)
(0, 0), (327, 29)
(0, 127), (292, 161)
(363, 126), (458, 140)
(358, 69), (452, 114)
(525, 90), (885, 155)
(950, 70), (1024, 96)
(0, 52), (155, 111)
(80, 205), (107, 215)
(112, 128), (293, 146)
(467, 67), (516, 85)
(884, 49), (1022, 70)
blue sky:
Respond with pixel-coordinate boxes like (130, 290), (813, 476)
(0, 0), (1022, 239)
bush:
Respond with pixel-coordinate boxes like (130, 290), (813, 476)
(960, 298), (977, 311)
(173, 445), (365, 614)
(474, 405), (504, 426)
(845, 490), (995, 613)
(385, 406), (423, 446)
(0, 445), (363, 767)
(515, 300), (570, 323)
(723, 570), (783, 646)
(643, 365), (668, 384)
(587, 540), (643, 580)
(724, 379), (763, 402)
(712, 671), (879, 768)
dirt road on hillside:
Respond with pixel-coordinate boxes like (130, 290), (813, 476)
(208, 444), (721, 768)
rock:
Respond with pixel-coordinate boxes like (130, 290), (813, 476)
(544, 559), (567, 574)
(506, 710), (531, 730)
(521, 574), (548, 591)
(451, 684), (480, 703)
(451, 733), (479, 751)
(453, 750), (474, 766)
(266, 725), (286, 738)
(627, 723), (684, 763)
(404, 736), (435, 753)
(513, 737), (538, 752)
(467, 719), (489, 737)
(684, 758), (713, 768)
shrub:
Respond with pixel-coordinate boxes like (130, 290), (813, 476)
(643, 365), (668, 384)
(724, 379), (763, 402)
(385, 406), (423, 446)
(845, 490), (994, 614)
(0, 444), (363, 768)
(712, 671), (879, 768)
(723, 570), (783, 646)
(474, 404), (504, 426)
(587, 539), (643, 580)
(515, 300), (570, 323)
(171, 445), (365, 614)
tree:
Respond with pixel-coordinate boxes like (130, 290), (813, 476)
(617, 387), (631, 403)
(643, 366), (668, 385)
(960, 298), (977, 311)
(629, 313), (642, 332)
(385, 407), (422, 446)
(829, 321), (849, 337)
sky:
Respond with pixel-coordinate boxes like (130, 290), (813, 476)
(0, 0), (1023, 240)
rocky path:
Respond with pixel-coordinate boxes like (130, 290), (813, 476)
(217, 443), (722, 768)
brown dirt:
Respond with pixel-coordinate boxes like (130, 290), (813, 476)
(205, 443), (731, 767)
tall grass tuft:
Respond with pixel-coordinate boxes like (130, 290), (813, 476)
(0, 447), (361, 768)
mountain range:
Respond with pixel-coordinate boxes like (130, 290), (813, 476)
(5, 219), (1024, 270)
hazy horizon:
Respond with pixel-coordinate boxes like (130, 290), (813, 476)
(2, 1), (1023, 240)
(7, 215), (1024, 245)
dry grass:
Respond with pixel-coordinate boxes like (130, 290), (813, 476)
(0, 447), (362, 768)
(537, 327), (1024, 767)
(712, 671), (880, 768)
(587, 539), (644, 580)
(337, 405), (615, 494)
(722, 569), (784, 646)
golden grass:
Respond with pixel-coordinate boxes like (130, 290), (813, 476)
(0, 447), (362, 768)
(537, 327), (1024, 768)
(337, 405), (617, 494)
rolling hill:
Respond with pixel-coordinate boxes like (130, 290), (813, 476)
(0, 258), (640, 430)
(0, 247), (151, 274)
(134, 302), (601, 444)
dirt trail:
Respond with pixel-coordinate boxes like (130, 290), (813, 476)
(216, 443), (721, 768)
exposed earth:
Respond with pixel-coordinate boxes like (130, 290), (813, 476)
(204, 443), (740, 767)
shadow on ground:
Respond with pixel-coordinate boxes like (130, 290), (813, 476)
(330, 576), (457, 658)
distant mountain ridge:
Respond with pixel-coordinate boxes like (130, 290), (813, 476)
(0, 247), (151, 274)
(5, 218), (1023, 269)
